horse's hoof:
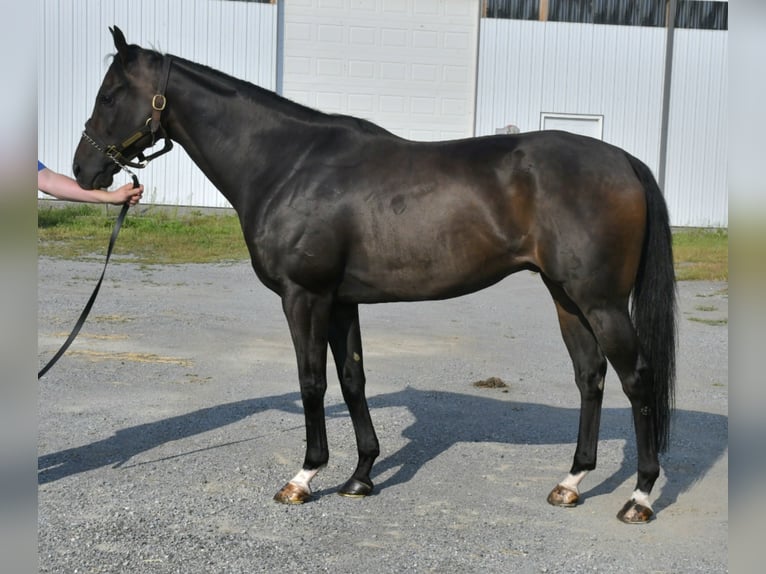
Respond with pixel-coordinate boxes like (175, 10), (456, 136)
(616, 499), (654, 523)
(273, 482), (312, 505)
(547, 484), (579, 507)
(338, 477), (373, 498)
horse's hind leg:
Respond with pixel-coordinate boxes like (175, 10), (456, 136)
(328, 303), (380, 497)
(581, 304), (659, 523)
(543, 278), (607, 508)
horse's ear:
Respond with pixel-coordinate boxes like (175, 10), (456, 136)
(109, 26), (130, 62)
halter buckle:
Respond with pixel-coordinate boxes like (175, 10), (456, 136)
(152, 94), (166, 111)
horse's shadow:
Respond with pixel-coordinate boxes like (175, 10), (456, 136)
(38, 387), (727, 514)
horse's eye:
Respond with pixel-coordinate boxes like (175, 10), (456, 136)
(99, 93), (114, 106)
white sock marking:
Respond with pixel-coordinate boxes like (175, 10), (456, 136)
(559, 470), (589, 494)
(631, 489), (652, 509)
(289, 468), (318, 493)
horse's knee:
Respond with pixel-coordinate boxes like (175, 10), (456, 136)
(299, 375), (328, 409)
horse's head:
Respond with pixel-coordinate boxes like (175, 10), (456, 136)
(73, 26), (172, 189)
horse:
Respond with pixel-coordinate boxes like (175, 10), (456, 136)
(72, 26), (676, 523)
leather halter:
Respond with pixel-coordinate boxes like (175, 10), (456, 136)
(81, 56), (174, 169)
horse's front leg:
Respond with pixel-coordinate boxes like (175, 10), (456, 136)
(273, 288), (332, 504)
(328, 303), (380, 497)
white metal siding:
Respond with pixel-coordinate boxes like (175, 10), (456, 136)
(476, 19), (666, 175)
(664, 29), (728, 227)
(38, 0), (277, 208)
(283, 0), (480, 141)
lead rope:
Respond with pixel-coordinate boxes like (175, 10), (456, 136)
(38, 171), (140, 379)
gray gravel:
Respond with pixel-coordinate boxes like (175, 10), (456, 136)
(38, 257), (728, 573)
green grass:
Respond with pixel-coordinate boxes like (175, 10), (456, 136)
(688, 317), (728, 326)
(672, 228), (728, 281)
(38, 205), (248, 264)
(38, 205), (728, 280)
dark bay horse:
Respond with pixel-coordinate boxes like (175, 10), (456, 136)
(72, 27), (676, 523)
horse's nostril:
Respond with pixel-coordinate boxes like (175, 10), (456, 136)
(72, 163), (81, 178)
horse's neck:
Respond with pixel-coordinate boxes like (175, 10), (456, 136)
(163, 61), (316, 212)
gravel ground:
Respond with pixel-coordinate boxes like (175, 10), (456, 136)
(38, 257), (728, 573)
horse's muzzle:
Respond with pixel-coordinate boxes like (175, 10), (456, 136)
(72, 160), (119, 190)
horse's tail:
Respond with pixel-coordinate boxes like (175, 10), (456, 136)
(626, 153), (677, 453)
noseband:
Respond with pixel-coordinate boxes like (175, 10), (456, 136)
(81, 56), (174, 171)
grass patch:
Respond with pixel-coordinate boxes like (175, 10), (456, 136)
(688, 317), (728, 327)
(38, 205), (728, 281)
(673, 228), (728, 281)
(38, 205), (248, 264)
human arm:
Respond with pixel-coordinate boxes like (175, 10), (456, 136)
(37, 167), (143, 206)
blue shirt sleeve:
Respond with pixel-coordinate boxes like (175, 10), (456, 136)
(38, 160), (46, 171)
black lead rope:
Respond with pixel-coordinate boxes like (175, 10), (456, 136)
(38, 175), (138, 379)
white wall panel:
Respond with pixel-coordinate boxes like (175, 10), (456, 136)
(283, 0), (480, 141)
(38, 0), (277, 208)
(664, 29), (728, 227)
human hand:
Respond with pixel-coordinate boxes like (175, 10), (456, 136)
(110, 181), (144, 206)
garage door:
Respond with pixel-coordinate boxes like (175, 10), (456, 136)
(283, 0), (480, 141)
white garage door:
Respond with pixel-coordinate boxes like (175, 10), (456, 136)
(283, 0), (480, 141)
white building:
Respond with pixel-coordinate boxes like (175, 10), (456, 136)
(39, 0), (728, 227)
